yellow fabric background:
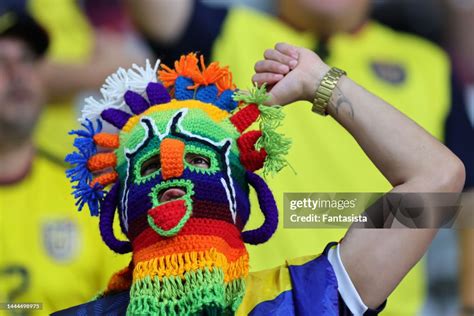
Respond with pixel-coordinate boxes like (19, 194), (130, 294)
(0, 155), (130, 315)
(30, 0), (93, 160)
(0, 3), (121, 314)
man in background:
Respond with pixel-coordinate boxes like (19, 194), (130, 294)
(29, 0), (148, 159)
(126, 0), (453, 315)
(0, 6), (127, 314)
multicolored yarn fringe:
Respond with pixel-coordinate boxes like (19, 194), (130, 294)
(65, 119), (119, 215)
(233, 84), (291, 177)
(159, 53), (237, 112)
(65, 53), (291, 315)
(126, 244), (248, 315)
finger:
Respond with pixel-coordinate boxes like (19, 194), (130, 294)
(252, 73), (284, 86)
(264, 49), (298, 69)
(275, 42), (299, 59)
(254, 60), (290, 75)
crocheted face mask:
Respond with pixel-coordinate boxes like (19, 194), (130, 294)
(66, 54), (290, 314)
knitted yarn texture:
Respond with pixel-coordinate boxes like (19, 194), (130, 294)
(65, 53), (291, 315)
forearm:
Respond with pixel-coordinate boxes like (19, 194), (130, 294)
(326, 75), (465, 191)
(331, 76), (464, 308)
(341, 179), (443, 309)
(253, 42), (466, 312)
(125, 0), (193, 44)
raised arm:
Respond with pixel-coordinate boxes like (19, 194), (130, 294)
(253, 43), (466, 309)
(125, 0), (194, 44)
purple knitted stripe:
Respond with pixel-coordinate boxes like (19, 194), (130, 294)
(241, 171), (279, 245)
(99, 182), (132, 254)
(101, 109), (132, 129)
(124, 170), (247, 224)
(124, 90), (150, 114)
(147, 82), (171, 105)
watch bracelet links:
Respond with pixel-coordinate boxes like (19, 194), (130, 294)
(312, 67), (347, 116)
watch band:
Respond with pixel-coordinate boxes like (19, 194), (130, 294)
(312, 67), (347, 116)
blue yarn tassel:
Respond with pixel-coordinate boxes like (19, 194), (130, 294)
(65, 151), (93, 183)
(71, 182), (104, 216)
(65, 119), (105, 216)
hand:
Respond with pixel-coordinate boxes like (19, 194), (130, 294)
(252, 43), (330, 106)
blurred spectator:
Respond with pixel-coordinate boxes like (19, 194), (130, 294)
(371, 0), (443, 43)
(442, 0), (474, 185)
(202, 0), (275, 12)
(81, 0), (128, 32)
(442, 1), (474, 316)
(28, 0), (149, 160)
(125, 0), (454, 315)
(0, 6), (128, 314)
(373, 1), (474, 315)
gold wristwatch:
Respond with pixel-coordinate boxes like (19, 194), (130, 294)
(312, 67), (347, 116)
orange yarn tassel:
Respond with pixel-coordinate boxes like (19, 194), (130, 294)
(158, 53), (235, 93)
(90, 171), (118, 187)
(93, 133), (119, 148)
(87, 152), (117, 171)
(159, 53), (200, 88)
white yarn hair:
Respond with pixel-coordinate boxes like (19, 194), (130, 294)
(80, 59), (161, 125)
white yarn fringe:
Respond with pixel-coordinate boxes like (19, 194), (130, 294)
(80, 59), (161, 125)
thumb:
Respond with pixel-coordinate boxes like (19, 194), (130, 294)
(263, 88), (277, 106)
(264, 81), (295, 106)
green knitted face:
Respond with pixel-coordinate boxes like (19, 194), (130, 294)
(114, 105), (251, 238)
(116, 106), (242, 180)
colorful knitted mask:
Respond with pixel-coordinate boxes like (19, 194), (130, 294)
(66, 54), (290, 315)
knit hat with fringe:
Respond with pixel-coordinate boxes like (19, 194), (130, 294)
(65, 53), (291, 315)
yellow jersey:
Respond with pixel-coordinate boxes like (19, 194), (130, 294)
(0, 153), (129, 315)
(29, 0), (93, 160)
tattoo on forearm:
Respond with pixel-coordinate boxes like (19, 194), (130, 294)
(331, 87), (354, 119)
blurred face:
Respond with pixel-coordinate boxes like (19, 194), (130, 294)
(0, 38), (44, 146)
(280, 0), (371, 34)
(297, 0), (369, 17)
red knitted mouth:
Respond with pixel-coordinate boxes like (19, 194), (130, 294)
(147, 184), (193, 236)
(148, 199), (187, 232)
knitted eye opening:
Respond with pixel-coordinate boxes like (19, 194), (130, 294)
(140, 152), (211, 177)
(185, 153), (210, 169)
(140, 154), (161, 177)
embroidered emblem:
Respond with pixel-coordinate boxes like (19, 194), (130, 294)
(42, 219), (80, 262)
(371, 61), (407, 85)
